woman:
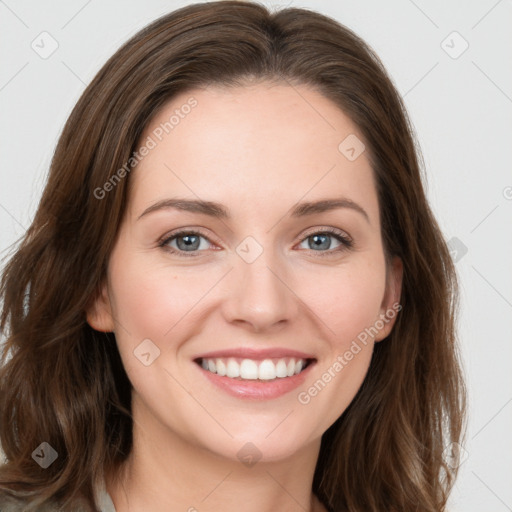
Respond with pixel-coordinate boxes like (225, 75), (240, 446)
(0, 1), (466, 510)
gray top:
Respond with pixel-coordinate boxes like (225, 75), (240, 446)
(96, 479), (117, 512)
(0, 479), (116, 511)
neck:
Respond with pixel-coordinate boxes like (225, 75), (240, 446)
(106, 395), (326, 512)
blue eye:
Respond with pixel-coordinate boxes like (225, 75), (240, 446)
(159, 230), (211, 256)
(297, 229), (353, 256)
(159, 228), (353, 257)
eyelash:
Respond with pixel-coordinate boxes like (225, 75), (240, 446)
(158, 228), (353, 258)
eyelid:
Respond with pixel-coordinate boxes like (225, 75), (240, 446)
(298, 225), (352, 244)
(157, 227), (219, 253)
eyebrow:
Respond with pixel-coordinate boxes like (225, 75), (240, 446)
(137, 197), (370, 224)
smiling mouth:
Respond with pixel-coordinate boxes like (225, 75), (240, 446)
(194, 356), (316, 381)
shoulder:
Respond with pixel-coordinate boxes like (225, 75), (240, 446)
(0, 478), (115, 512)
(0, 491), (32, 512)
(0, 490), (86, 512)
(0, 491), (34, 512)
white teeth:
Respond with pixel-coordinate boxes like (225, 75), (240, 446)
(216, 358), (226, 376)
(286, 359), (295, 377)
(226, 358), (240, 378)
(240, 359), (259, 379)
(258, 359), (276, 380)
(276, 359), (288, 378)
(199, 357), (310, 381)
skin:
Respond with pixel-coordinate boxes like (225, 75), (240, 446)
(87, 82), (403, 512)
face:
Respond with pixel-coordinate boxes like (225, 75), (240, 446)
(88, 82), (402, 463)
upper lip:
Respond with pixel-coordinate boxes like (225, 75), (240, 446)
(193, 348), (316, 361)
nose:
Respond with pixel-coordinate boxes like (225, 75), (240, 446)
(221, 241), (300, 333)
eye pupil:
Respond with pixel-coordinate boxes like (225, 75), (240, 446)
(310, 234), (330, 250)
(177, 234), (200, 251)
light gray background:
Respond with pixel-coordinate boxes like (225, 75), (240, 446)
(1, 0), (511, 510)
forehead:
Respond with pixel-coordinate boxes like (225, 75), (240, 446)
(128, 82), (378, 221)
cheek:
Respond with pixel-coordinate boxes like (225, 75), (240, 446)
(109, 254), (209, 339)
(307, 260), (386, 418)
(299, 257), (387, 346)
(294, 262), (383, 428)
(106, 253), (216, 405)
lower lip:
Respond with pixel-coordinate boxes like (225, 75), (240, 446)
(196, 361), (316, 400)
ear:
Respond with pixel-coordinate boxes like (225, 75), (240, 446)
(86, 281), (115, 332)
(374, 255), (403, 342)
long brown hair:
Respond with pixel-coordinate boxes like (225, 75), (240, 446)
(0, 1), (466, 510)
